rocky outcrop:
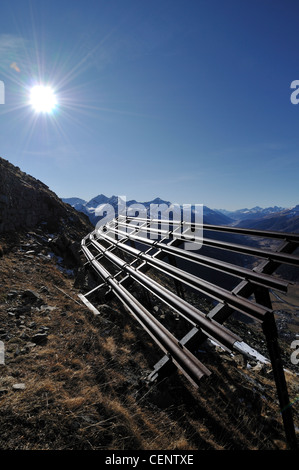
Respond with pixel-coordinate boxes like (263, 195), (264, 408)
(0, 157), (92, 236)
(0, 157), (93, 270)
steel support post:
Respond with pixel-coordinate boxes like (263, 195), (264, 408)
(254, 286), (298, 451)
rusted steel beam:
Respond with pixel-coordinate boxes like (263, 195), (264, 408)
(115, 219), (299, 266)
(89, 233), (273, 322)
(125, 216), (299, 243)
(100, 226), (289, 293)
(81, 240), (211, 387)
(87, 237), (242, 351)
(81, 220), (299, 449)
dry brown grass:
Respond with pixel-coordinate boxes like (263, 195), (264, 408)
(0, 232), (297, 451)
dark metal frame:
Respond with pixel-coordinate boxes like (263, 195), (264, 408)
(79, 216), (299, 450)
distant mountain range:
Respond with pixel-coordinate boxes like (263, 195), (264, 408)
(62, 195), (233, 227)
(62, 195), (299, 233)
(234, 206), (299, 233)
(215, 205), (299, 233)
(216, 206), (286, 221)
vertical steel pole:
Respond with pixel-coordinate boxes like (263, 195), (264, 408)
(255, 286), (297, 450)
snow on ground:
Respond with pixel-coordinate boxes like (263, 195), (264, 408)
(234, 341), (270, 364)
(208, 338), (270, 364)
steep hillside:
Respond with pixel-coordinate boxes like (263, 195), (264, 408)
(1, 232), (298, 451)
(0, 158), (298, 451)
(0, 156), (93, 251)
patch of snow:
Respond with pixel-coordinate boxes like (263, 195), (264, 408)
(209, 338), (270, 364)
(234, 341), (270, 364)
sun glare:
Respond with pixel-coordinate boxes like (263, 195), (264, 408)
(29, 85), (57, 113)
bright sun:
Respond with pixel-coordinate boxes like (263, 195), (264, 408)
(29, 85), (57, 113)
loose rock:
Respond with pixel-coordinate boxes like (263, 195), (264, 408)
(31, 333), (48, 345)
(12, 383), (26, 391)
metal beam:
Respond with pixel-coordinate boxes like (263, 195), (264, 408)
(88, 233), (273, 322)
(100, 225), (289, 293)
(125, 216), (299, 243)
(81, 240), (212, 387)
(80, 218), (299, 450)
(87, 237), (242, 351)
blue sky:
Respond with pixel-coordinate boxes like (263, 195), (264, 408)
(0, 0), (299, 210)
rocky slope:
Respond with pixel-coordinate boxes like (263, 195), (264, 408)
(0, 156), (92, 235)
(0, 157), (298, 451)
